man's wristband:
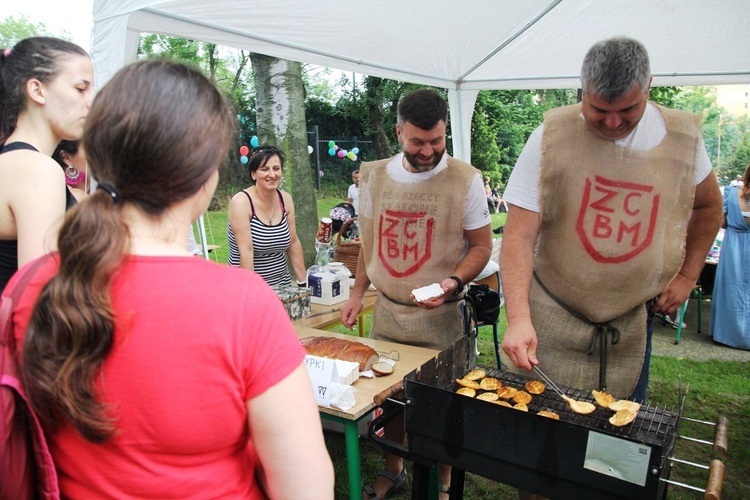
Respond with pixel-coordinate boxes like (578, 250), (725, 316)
(297, 280), (307, 288)
(449, 275), (464, 296)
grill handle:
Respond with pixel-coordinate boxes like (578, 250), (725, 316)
(713, 416), (729, 457)
(368, 398), (409, 456)
(705, 459), (724, 500)
(367, 398), (434, 466)
(374, 381), (404, 406)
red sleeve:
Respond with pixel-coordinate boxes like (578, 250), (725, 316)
(235, 279), (306, 401)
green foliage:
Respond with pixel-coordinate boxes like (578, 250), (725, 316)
(0, 15), (70, 47)
(649, 86), (682, 108)
(726, 130), (750, 178)
(470, 89), (577, 182)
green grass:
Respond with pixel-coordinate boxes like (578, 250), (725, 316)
(199, 197), (746, 499)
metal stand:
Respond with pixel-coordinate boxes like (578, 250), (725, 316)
(195, 214), (210, 260)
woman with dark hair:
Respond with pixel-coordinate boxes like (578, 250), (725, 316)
(52, 139), (88, 200)
(710, 163), (750, 349)
(7, 60), (334, 498)
(0, 36), (94, 292)
(226, 146), (307, 287)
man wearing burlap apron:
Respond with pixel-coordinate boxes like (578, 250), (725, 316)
(340, 88), (492, 499)
(355, 155), (484, 350)
(502, 37), (723, 402)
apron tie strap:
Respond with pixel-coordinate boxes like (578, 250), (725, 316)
(533, 271), (620, 390)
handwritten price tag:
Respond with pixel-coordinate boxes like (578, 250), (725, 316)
(304, 355), (335, 406)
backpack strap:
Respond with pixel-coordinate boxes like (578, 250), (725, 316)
(0, 255), (60, 499)
(1, 257), (50, 355)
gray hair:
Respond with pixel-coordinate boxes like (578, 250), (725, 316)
(580, 37), (651, 102)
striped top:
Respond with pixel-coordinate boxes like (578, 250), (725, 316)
(227, 190), (292, 286)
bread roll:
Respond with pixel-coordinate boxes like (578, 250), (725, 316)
(300, 336), (379, 372)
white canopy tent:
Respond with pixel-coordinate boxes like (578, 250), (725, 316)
(92, 0), (750, 162)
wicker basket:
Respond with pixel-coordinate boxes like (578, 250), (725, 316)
(334, 217), (361, 278)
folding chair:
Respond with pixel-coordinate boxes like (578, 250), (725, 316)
(674, 285), (703, 345)
(473, 270), (504, 369)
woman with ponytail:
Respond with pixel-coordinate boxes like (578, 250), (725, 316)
(0, 37), (94, 293)
(7, 60), (333, 498)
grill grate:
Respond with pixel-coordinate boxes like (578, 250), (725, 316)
(452, 366), (680, 450)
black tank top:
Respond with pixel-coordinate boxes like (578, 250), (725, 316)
(0, 142), (77, 292)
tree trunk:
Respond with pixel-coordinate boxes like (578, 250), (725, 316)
(364, 76), (392, 158)
(251, 53), (318, 266)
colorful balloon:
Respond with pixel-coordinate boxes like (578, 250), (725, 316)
(307, 145), (314, 154)
(351, 147), (359, 155)
(250, 136), (259, 148)
(239, 145), (249, 156)
(328, 148), (336, 156)
(240, 156), (248, 164)
(351, 154), (357, 161)
(346, 151), (355, 160)
(337, 150), (346, 158)
(328, 140), (335, 148)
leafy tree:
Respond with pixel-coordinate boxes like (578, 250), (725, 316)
(649, 86), (682, 108)
(0, 15), (63, 47)
(725, 118), (750, 179)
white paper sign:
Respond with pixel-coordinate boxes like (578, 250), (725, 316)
(304, 355), (335, 406)
(584, 431), (652, 486)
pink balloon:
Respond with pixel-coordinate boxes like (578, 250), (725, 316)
(239, 145), (249, 156)
(337, 150), (346, 158)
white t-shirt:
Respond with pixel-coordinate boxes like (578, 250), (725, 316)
(730, 179), (744, 188)
(380, 152), (491, 230)
(504, 103), (713, 213)
(347, 183), (359, 214)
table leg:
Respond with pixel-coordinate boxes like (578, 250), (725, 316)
(344, 420), (362, 500)
(358, 313), (366, 337)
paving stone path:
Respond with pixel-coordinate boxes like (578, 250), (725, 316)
(652, 298), (750, 362)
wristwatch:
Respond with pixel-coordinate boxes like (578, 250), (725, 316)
(449, 275), (464, 296)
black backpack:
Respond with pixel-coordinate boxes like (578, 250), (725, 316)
(466, 284), (501, 324)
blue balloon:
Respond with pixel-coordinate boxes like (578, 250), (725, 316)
(328, 148), (336, 156)
(250, 136), (259, 148)
(352, 147), (360, 155)
(240, 155), (248, 164)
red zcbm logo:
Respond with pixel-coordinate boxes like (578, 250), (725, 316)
(576, 176), (659, 263)
(378, 209), (434, 277)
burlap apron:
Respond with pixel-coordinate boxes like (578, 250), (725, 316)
(359, 155), (478, 350)
(505, 104), (701, 397)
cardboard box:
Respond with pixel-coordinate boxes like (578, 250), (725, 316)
(271, 285), (311, 321)
(308, 269), (350, 306)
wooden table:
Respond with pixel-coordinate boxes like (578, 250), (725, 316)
(294, 289), (378, 336)
(295, 326), (439, 500)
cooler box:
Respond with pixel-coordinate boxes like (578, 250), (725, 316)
(271, 285), (311, 321)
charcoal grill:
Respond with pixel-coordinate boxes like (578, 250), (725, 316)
(369, 335), (727, 499)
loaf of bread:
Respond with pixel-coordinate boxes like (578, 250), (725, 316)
(300, 336), (379, 372)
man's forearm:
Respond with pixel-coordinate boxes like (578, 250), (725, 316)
(679, 174), (723, 284)
(453, 245), (491, 283)
(500, 234), (534, 324)
(500, 205), (541, 325)
(350, 249), (371, 299)
(679, 205), (723, 283)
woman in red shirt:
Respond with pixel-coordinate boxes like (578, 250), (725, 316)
(12, 60), (334, 498)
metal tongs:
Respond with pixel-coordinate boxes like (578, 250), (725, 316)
(532, 365), (596, 414)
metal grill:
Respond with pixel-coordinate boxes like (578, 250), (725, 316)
(452, 367), (680, 452)
(370, 335), (727, 499)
